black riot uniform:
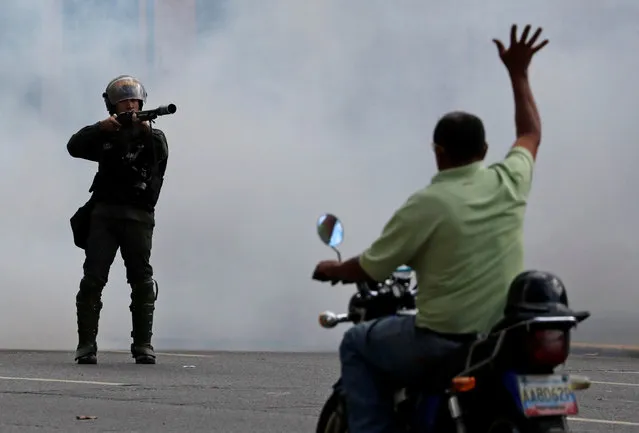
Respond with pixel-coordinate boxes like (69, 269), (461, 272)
(67, 75), (169, 365)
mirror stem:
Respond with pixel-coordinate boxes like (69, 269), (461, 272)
(332, 247), (342, 262)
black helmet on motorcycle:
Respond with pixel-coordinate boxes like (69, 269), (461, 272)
(504, 270), (570, 316)
(102, 75), (147, 115)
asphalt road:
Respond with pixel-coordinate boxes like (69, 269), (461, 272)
(0, 350), (638, 432)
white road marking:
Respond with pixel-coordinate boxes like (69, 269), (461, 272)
(0, 376), (126, 386)
(110, 350), (217, 358)
(155, 352), (217, 358)
(570, 417), (639, 427)
(573, 343), (639, 349)
(591, 380), (639, 387)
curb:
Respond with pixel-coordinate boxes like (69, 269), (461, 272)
(572, 343), (639, 359)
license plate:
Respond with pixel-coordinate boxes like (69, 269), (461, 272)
(517, 374), (578, 417)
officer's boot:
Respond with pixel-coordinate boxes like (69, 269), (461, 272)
(74, 278), (104, 364)
(130, 279), (158, 364)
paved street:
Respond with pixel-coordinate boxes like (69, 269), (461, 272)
(0, 349), (638, 432)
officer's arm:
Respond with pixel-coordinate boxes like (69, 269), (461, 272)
(151, 129), (169, 166)
(67, 123), (109, 162)
(358, 192), (446, 282)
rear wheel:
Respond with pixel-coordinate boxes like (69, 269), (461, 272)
(316, 391), (348, 433)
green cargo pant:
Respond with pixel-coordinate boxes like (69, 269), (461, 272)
(74, 214), (158, 361)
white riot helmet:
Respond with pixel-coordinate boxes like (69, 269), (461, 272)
(102, 75), (148, 115)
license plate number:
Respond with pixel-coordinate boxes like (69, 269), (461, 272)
(517, 375), (578, 417)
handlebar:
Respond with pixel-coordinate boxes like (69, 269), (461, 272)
(355, 281), (370, 297)
(318, 309), (417, 329)
(317, 267), (416, 329)
(355, 267), (413, 298)
(318, 311), (353, 328)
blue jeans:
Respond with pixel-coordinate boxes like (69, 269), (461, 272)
(339, 315), (463, 433)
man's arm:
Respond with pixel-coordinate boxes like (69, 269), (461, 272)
(510, 72), (542, 160)
(490, 24), (548, 198)
(331, 192), (445, 283)
(151, 129), (169, 177)
(493, 24), (547, 161)
(491, 74), (539, 199)
(66, 123), (110, 162)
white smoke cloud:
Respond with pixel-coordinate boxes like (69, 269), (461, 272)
(0, 0), (637, 352)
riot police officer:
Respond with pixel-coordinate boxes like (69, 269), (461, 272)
(67, 75), (169, 365)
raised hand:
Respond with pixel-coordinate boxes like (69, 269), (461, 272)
(493, 24), (549, 77)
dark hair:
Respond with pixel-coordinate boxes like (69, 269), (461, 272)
(433, 111), (486, 162)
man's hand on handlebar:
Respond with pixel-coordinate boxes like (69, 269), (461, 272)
(312, 260), (342, 286)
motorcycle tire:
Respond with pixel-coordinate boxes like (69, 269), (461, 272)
(316, 391), (348, 433)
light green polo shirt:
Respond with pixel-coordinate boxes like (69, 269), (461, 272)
(359, 146), (535, 334)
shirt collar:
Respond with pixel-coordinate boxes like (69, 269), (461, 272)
(431, 161), (483, 184)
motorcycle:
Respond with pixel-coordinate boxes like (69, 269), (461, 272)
(313, 213), (592, 433)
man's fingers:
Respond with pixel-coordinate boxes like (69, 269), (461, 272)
(509, 24), (517, 46)
(532, 39), (549, 54)
(519, 25), (531, 44)
(492, 39), (505, 56)
(527, 27), (543, 47)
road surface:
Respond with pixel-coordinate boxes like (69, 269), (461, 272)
(0, 350), (638, 432)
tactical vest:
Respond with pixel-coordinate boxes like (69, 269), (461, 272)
(89, 129), (164, 212)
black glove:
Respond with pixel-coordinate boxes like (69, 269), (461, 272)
(115, 111), (135, 128)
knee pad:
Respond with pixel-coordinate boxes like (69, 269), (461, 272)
(130, 279), (158, 305)
(77, 276), (104, 304)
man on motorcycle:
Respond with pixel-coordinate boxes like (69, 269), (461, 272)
(312, 24), (548, 433)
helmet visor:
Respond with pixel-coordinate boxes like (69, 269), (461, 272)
(105, 77), (147, 105)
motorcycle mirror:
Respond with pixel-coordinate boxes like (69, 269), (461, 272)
(316, 213), (344, 261)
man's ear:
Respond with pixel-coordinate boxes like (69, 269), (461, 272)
(480, 142), (488, 158)
(433, 143), (446, 156)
